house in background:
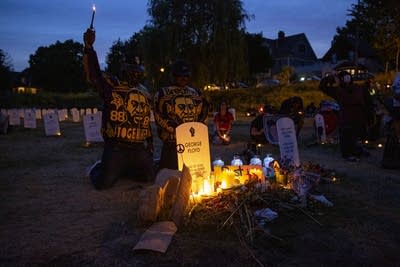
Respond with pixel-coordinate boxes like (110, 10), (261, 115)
(321, 36), (383, 77)
(263, 31), (319, 77)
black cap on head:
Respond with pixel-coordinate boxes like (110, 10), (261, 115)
(171, 59), (191, 77)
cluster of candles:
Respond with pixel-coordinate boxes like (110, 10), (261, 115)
(192, 154), (275, 196)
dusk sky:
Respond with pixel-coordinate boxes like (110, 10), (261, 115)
(0, 0), (356, 72)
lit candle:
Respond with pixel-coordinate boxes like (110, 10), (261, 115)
(203, 179), (211, 195)
(89, 4), (96, 29)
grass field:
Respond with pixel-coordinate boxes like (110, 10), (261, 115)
(0, 118), (399, 266)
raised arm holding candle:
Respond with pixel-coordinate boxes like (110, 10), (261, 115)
(82, 7), (155, 189)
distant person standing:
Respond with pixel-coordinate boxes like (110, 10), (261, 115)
(83, 28), (155, 189)
(390, 73), (400, 141)
(319, 71), (373, 162)
(154, 59), (209, 170)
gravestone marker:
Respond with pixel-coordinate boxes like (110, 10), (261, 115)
(23, 109), (36, 129)
(176, 122), (211, 194)
(83, 112), (103, 143)
(314, 113), (326, 143)
(58, 109), (68, 122)
(276, 117), (300, 166)
(35, 109), (42, 119)
(43, 113), (61, 136)
(70, 108), (80, 122)
(8, 109), (20, 126)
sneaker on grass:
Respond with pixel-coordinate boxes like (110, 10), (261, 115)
(85, 160), (101, 178)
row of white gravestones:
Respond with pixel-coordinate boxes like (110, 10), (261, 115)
(1, 108), (103, 142)
(2, 108), (100, 126)
(2, 108), (156, 125)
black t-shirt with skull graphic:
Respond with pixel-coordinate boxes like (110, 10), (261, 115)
(83, 48), (152, 144)
(154, 85), (208, 142)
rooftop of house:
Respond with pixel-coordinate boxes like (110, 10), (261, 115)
(263, 31), (318, 61)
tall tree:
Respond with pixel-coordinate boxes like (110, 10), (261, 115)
(0, 49), (13, 92)
(245, 33), (273, 76)
(143, 0), (251, 88)
(29, 40), (87, 92)
(331, 0), (400, 71)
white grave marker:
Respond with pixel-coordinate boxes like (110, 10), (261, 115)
(8, 109), (20, 126)
(19, 109), (24, 118)
(58, 109), (68, 121)
(276, 117), (300, 167)
(70, 108), (80, 122)
(314, 114), (326, 143)
(83, 113), (103, 143)
(24, 109), (37, 128)
(43, 113), (61, 136)
(85, 108), (92, 115)
(35, 109), (42, 119)
(176, 122), (211, 193)
(80, 108), (85, 116)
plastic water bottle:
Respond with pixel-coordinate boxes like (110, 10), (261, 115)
(231, 155), (243, 166)
(250, 155), (262, 166)
(263, 154), (274, 167)
(212, 156), (225, 167)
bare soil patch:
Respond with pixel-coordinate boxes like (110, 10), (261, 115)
(0, 118), (399, 266)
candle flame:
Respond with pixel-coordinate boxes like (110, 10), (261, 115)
(92, 4), (96, 12)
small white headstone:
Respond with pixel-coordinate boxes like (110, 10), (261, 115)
(93, 108), (98, 114)
(43, 113), (61, 136)
(58, 109), (68, 121)
(176, 122), (211, 194)
(83, 113), (103, 142)
(314, 114), (326, 143)
(19, 109), (24, 118)
(35, 109), (42, 119)
(80, 108), (85, 116)
(85, 108), (92, 115)
(70, 108), (80, 122)
(276, 117), (300, 167)
(24, 109), (37, 128)
(8, 109), (20, 126)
